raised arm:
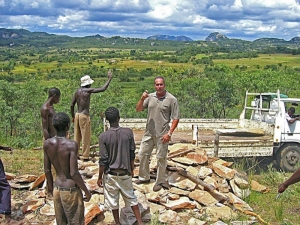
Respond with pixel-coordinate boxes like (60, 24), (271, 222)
(89, 70), (113, 93)
(136, 90), (149, 112)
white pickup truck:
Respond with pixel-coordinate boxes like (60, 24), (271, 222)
(110, 90), (300, 172)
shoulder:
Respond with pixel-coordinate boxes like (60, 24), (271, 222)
(43, 137), (55, 148)
(120, 127), (133, 133)
(41, 103), (49, 112)
(64, 139), (78, 152)
(166, 91), (178, 101)
(67, 139), (78, 147)
(120, 127), (134, 137)
(99, 131), (108, 139)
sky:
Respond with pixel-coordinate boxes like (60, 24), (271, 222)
(1, 0), (300, 41)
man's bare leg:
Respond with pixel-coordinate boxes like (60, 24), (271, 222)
(112, 209), (121, 225)
(131, 205), (144, 225)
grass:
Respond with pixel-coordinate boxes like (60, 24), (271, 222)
(214, 54), (300, 70)
(2, 149), (44, 175)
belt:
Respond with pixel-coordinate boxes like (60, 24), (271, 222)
(54, 186), (79, 191)
(108, 171), (128, 176)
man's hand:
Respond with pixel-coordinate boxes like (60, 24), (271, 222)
(107, 70), (113, 79)
(278, 182), (288, 193)
(97, 178), (103, 187)
(141, 90), (149, 100)
(161, 133), (171, 143)
(85, 190), (91, 202)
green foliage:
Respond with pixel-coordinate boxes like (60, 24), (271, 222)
(1, 39), (300, 149)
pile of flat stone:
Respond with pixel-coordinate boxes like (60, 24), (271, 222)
(7, 143), (269, 225)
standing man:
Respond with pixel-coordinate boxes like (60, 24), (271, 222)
(0, 146), (12, 223)
(135, 76), (180, 192)
(43, 112), (91, 225)
(41, 87), (61, 140)
(71, 70), (113, 161)
(97, 107), (143, 225)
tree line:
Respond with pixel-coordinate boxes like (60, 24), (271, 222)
(0, 63), (299, 149)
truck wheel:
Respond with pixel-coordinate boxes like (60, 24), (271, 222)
(276, 144), (300, 172)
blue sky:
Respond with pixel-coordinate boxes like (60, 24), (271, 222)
(1, 0), (300, 41)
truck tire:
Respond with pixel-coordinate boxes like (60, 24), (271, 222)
(276, 144), (300, 172)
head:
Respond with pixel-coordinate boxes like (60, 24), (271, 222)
(81, 75), (94, 87)
(288, 107), (296, 116)
(105, 107), (120, 124)
(154, 76), (166, 95)
(48, 87), (61, 104)
(52, 112), (70, 132)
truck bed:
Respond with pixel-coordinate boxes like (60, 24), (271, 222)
(132, 129), (272, 144)
(132, 129), (274, 158)
(116, 118), (275, 158)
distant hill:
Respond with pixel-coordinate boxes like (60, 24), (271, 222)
(205, 32), (228, 41)
(0, 28), (300, 52)
(290, 37), (300, 43)
(146, 35), (193, 42)
(253, 38), (287, 43)
(83, 34), (105, 38)
(0, 28), (55, 39)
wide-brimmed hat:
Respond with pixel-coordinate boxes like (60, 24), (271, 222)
(81, 75), (94, 87)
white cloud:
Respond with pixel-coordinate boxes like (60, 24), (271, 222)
(147, 4), (176, 19)
(30, 1), (39, 8)
(231, 0), (243, 10)
(0, 0), (299, 40)
(242, 0), (300, 9)
(57, 10), (87, 24)
(192, 15), (216, 25)
(0, 0), (5, 7)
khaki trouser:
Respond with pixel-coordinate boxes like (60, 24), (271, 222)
(53, 186), (84, 225)
(74, 113), (91, 159)
(138, 135), (169, 185)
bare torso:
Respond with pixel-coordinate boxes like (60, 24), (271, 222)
(44, 137), (77, 188)
(74, 88), (91, 115)
(41, 102), (57, 138)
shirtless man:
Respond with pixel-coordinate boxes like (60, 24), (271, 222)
(71, 70), (113, 161)
(41, 87), (61, 140)
(43, 112), (91, 225)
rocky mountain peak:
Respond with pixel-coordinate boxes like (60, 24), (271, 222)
(205, 32), (228, 41)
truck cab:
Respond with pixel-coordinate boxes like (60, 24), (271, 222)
(241, 90), (300, 172)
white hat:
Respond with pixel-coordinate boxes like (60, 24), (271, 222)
(81, 75), (94, 87)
